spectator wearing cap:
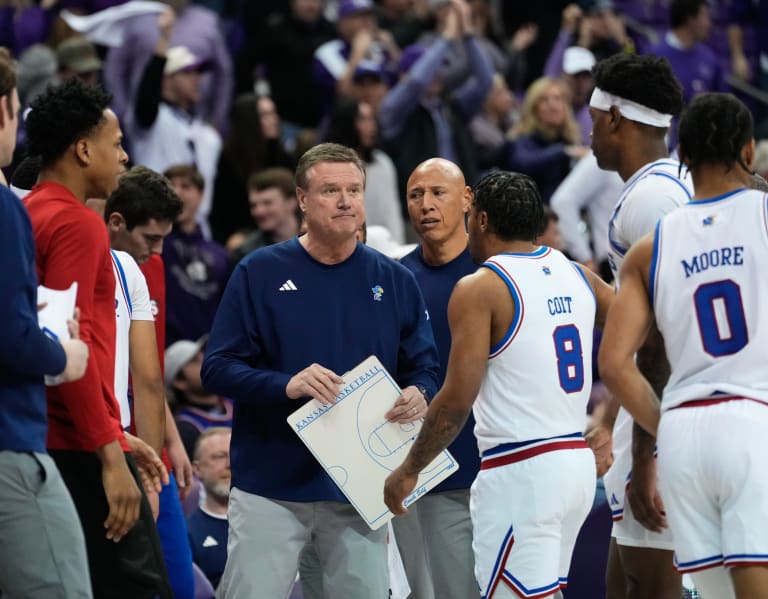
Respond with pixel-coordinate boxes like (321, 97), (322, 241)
(312, 0), (400, 117)
(236, 0), (335, 135)
(544, 1), (634, 84)
(561, 45), (596, 144)
(646, 0), (724, 149)
(378, 0), (493, 216)
(351, 60), (390, 114)
(104, 2), (232, 132)
(165, 337), (233, 459)
(13, 44), (56, 152)
(162, 164), (230, 348)
(16, 44), (56, 109)
(130, 14), (222, 238)
(56, 35), (102, 87)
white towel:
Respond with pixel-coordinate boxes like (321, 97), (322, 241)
(61, 1), (167, 48)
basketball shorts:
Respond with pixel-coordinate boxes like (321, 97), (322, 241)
(471, 436), (595, 598)
(604, 407), (675, 550)
(657, 399), (768, 573)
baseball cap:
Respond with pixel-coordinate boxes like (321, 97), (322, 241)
(56, 37), (102, 74)
(353, 60), (386, 82)
(164, 46), (208, 76)
(164, 336), (207, 387)
(563, 46), (596, 75)
(16, 44), (57, 105)
(337, 0), (374, 19)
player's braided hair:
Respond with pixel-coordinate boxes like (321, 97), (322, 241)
(472, 171), (544, 242)
(26, 78), (112, 167)
(678, 93), (753, 174)
(592, 53), (684, 118)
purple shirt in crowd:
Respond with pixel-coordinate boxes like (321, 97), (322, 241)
(647, 32), (725, 149)
(163, 225), (230, 347)
(647, 33), (725, 104)
(312, 37), (392, 116)
(378, 36), (493, 160)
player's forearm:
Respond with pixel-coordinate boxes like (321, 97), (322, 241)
(96, 438), (128, 466)
(402, 394), (470, 475)
(636, 329), (670, 397)
(603, 364), (660, 437)
(164, 401), (182, 448)
(598, 393), (620, 432)
(131, 377), (166, 455)
(631, 420), (656, 464)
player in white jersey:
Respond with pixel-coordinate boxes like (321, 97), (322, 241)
(600, 92), (768, 599)
(584, 53), (689, 599)
(385, 171), (613, 598)
(95, 166), (183, 516)
(111, 248), (156, 428)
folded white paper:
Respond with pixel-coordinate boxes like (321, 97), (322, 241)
(37, 282), (77, 386)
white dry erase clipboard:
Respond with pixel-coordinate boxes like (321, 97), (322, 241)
(287, 355), (459, 530)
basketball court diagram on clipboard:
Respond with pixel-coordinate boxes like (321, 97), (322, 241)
(288, 355), (459, 530)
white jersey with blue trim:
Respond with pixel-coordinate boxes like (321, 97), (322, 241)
(111, 250), (154, 428)
(605, 158), (693, 501)
(608, 159), (693, 282)
(651, 188), (768, 411)
(473, 247), (597, 453)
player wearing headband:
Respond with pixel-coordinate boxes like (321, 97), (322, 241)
(585, 53), (690, 599)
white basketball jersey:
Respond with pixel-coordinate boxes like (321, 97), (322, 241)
(111, 250), (154, 428)
(608, 159), (693, 282)
(473, 247), (596, 453)
(652, 189), (768, 410)
(606, 158), (692, 472)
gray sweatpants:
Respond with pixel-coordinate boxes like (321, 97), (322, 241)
(217, 488), (388, 599)
(300, 501), (435, 599)
(418, 488), (481, 599)
(0, 451), (91, 599)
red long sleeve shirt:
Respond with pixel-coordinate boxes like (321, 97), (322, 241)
(25, 182), (127, 451)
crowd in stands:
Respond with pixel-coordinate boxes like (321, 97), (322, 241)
(1, 0), (765, 596)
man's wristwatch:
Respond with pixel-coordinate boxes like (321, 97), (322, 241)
(416, 385), (431, 402)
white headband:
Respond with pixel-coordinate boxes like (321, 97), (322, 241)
(589, 87), (673, 128)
